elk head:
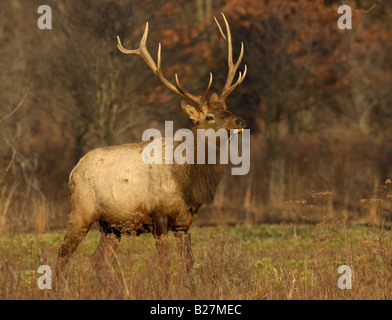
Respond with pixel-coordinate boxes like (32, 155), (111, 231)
(117, 13), (247, 136)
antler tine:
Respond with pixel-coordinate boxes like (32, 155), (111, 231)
(221, 65), (247, 100)
(214, 16), (227, 41)
(117, 22), (158, 73)
(202, 73), (213, 101)
(117, 22), (212, 106)
(214, 12), (247, 100)
(221, 13), (233, 69)
(174, 73), (195, 99)
(156, 43), (185, 97)
(175, 72), (213, 107)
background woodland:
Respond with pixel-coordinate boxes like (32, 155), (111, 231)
(1, 0), (392, 232)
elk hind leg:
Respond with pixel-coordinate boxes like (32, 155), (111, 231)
(56, 214), (92, 288)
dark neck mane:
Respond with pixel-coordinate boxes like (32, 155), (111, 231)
(172, 129), (227, 206)
(172, 161), (226, 207)
(168, 127), (229, 207)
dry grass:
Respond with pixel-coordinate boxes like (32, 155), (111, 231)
(0, 220), (391, 300)
(0, 180), (391, 300)
(0, 182), (18, 234)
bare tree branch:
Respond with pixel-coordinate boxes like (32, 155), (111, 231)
(0, 150), (16, 185)
(0, 88), (29, 124)
(0, 89), (29, 184)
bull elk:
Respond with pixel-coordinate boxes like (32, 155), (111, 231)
(56, 13), (247, 283)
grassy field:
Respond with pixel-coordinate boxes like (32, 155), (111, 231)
(0, 221), (391, 300)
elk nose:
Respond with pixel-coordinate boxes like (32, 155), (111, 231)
(234, 118), (246, 128)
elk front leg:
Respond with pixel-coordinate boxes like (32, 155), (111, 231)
(174, 228), (194, 274)
(91, 231), (121, 283)
(152, 215), (169, 287)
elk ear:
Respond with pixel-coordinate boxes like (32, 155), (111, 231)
(210, 92), (220, 103)
(181, 101), (200, 123)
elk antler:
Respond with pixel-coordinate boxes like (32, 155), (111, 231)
(117, 23), (212, 106)
(214, 13), (247, 101)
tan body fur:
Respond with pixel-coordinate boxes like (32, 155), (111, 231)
(68, 140), (204, 234)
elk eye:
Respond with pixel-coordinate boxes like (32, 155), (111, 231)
(206, 115), (215, 121)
